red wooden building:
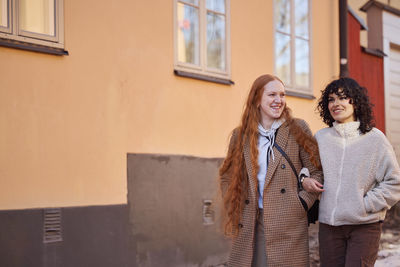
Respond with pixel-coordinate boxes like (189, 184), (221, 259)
(347, 7), (385, 132)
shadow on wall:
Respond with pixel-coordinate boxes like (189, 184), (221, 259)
(127, 154), (230, 267)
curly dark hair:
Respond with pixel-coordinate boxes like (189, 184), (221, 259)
(317, 77), (374, 134)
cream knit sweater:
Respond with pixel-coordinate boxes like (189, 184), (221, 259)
(315, 121), (400, 226)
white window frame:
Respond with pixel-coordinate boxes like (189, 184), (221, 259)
(0, 0), (11, 33)
(273, 0), (313, 97)
(0, 0), (64, 49)
(173, 0), (231, 81)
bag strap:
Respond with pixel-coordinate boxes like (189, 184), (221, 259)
(273, 142), (302, 190)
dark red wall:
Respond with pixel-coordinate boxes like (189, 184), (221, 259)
(347, 12), (385, 132)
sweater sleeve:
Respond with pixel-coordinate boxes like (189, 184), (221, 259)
(363, 137), (400, 213)
(296, 119), (323, 209)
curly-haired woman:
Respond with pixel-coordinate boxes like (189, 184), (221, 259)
(219, 74), (323, 267)
(314, 77), (400, 267)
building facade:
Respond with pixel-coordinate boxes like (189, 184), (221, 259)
(0, 0), (339, 266)
(349, 0), (400, 164)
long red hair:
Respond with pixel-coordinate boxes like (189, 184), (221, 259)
(219, 74), (320, 236)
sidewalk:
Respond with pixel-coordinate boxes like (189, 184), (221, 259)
(375, 211), (400, 266)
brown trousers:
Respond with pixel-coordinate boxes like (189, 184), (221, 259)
(319, 222), (382, 267)
(252, 209), (267, 267)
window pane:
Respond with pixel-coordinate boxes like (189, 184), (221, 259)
(275, 33), (291, 85)
(206, 0), (225, 13)
(177, 3), (200, 65)
(0, 0), (8, 27)
(295, 0), (308, 39)
(275, 0), (290, 34)
(207, 12), (225, 70)
(295, 38), (309, 87)
(19, 0), (55, 36)
(180, 0), (199, 6)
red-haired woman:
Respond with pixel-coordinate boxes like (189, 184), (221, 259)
(219, 74), (323, 267)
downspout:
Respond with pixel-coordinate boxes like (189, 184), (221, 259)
(339, 0), (349, 77)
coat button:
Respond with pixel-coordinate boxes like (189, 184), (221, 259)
(280, 188), (286, 193)
(245, 199), (250, 204)
(281, 164), (286, 169)
(238, 223), (243, 228)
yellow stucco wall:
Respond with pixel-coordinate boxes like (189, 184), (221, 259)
(0, 0), (339, 210)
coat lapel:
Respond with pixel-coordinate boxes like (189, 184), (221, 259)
(264, 121), (290, 188)
(243, 121), (290, 199)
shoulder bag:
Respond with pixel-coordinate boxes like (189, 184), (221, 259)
(273, 142), (319, 225)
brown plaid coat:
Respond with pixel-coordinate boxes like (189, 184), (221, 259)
(221, 119), (322, 267)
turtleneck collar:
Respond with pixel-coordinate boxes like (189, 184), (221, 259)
(333, 120), (361, 138)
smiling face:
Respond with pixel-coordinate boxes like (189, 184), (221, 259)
(259, 79), (286, 129)
(328, 91), (355, 124)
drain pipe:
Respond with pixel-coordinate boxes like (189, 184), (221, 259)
(339, 0), (349, 77)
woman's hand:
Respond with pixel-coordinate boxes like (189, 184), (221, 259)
(302, 177), (324, 193)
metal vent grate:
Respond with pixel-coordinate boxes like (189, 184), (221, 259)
(202, 200), (215, 225)
(43, 208), (62, 243)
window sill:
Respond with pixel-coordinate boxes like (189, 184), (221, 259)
(0, 38), (68, 56)
(361, 47), (387, 57)
(174, 70), (234, 85)
(286, 90), (315, 99)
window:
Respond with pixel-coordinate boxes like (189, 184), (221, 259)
(274, 0), (312, 96)
(174, 0), (231, 83)
(0, 0), (11, 33)
(0, 0), (65, 54)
